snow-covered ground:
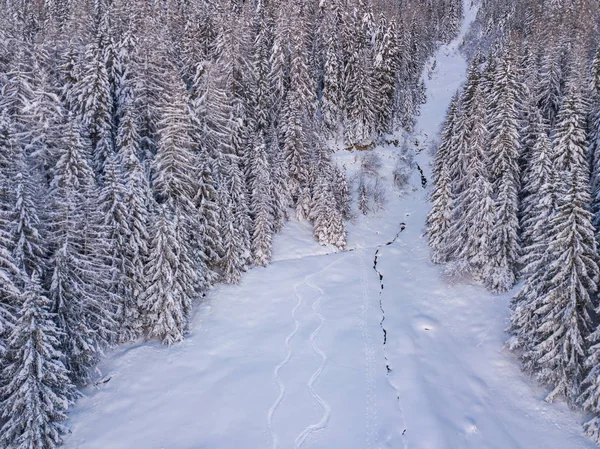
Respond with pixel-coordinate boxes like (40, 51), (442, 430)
(64, 4), (596, 448)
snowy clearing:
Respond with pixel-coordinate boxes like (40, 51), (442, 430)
(64, 4), (595, 448)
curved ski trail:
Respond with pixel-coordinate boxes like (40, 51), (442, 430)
(267, 278), (306, 449)
(294, 261), (338, 448)
(269, 253), (348, 449)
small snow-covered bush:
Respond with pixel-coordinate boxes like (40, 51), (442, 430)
(373, 178), (387, 211)
(360, 152), (382, 177)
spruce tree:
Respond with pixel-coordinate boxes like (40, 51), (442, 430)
(248, 135), (274, 267)
(520, 83), (599, 404)
(344, 47), (377, 145)
(321, 13), (343, 138)
(9, 151), (46, 279)
(140, 205), (197, 345)
(49, 118), (115, 382)
(446, 63), (494, 277)
(75, 19), (114, 176)
(484, 51), (522, 292)
(311, 172), (346, 249)
(116, 106), (152, 340)
(373, 16), (400, 134)
(0, 275), (76, 449)
(427, 92), (460, 264)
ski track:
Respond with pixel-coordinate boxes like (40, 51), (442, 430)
(294, 255), (348, 448)
(267, 277), (306, 449)
(269, 253), (348, 449)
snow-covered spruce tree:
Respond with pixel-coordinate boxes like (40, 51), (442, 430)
(268, 126), (291, 233)
(320, 1), (344, 138)
(358, 174), (369, 216)
(484, 50), (522, 292)
(0, 107), (47, 284)
(427, 161), (454, 265)
(268, 9), (291, 127)
(507, 122), (554, 355)
(219, 193), (242, 285)
(0, 201), (19, 365)
(75, 16), (114, 177)
(140, 204), (197, 345)
(26, 63), (64, 185)
(448, 60), (482, 194)
(281, 90), (311, 203)
(151, 56), (213, 287)
(311, 171), (346, 249)
(188, 63), (227, 277)
(296, 185), (313, 222)
(49, 117), (116, 383)
(221, 134), (252, 283)
(0, 46), (36, 133)
(250, 3), (272, 136)
(0, 275), (76, 449)
(344, 47), (377, 146)
(193, 147), (223, 280)
(111, 25), (139, 130)
(115, 107), (152, 341)
(519, 112), (555, 257)
(536, 47), (563, 129)
(9, 148), (47, 280)
(99, 155), (139, 343)
(331, 164), (351, 221)
(446, 62), (495, 278)
(0, 108), (20, 211)
(520, 82), (599, 404)
(247, 134), (274, 267)
(427, 92), (460, 264)
(373, 15), (400, 135)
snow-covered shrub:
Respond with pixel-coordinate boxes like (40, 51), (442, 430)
(360, 152), (382, 177)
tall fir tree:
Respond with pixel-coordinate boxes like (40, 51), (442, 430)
(0, 275), (76, 449)
(484, 50), (522, 292)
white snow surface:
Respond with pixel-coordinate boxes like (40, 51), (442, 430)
(65, 5), (596, 448)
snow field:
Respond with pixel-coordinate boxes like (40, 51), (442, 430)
(64, 2), (597, 448)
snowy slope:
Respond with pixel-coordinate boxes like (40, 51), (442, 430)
(64, 3), (596, 448)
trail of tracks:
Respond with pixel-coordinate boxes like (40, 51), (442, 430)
(372, 223), (409, 448)
(358, 249), (379, 449)
(268, 254), (348, 449)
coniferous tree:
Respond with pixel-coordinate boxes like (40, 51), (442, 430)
(519, 82), (599, 404)
(49, 118), (115, 382)
(248, 135), (274, 267)
(446, 62), (494, 277)
(344, 47), (377, 145)
(75, 18), (114, 176)
(331, 164), (351, 220)
(115, 109), (152, 341)
(508, 123), (555, 355)
(99, 155), (137, 342)
(427, 92), (460, 264)
(484, 50), (522, 292)
(9, 150), (46, 280)
(268, 127), (291, 232)
(0, 275), (76, 449)
(140, 204), (196, 345)
(374, 16), (400, 134)
(311, 171), (346, 249)
(321, 5), (343, 137)
(282, 90), (310, 203)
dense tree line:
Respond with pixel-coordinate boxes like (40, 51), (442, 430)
(0, 0), (462, 447)
(427, 0), (600, 444)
